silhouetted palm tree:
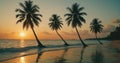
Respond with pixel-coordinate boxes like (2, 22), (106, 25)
(64, 3), (88, 47)
(15, 0), (44, 47)
(90, 18), (104, 45)
(49, 14), (69, 46)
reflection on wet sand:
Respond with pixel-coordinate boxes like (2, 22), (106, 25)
(79, 47), (86, 63)
(0, 47), (89, 63)
(35, 48), (69, 63)
(54, 48), (68, 63)
(36, 49), (43, 63)
(91, 46), (104, 63)
(20, 57), (25, 63)
(35, 47), (86, 63)
(1, 45), (119, 63)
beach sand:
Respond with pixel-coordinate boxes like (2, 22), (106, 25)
(109, 40), (120, 63)
(0, 41), (120, 63)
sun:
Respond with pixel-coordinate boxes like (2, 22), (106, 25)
(20, 32), (25, 37)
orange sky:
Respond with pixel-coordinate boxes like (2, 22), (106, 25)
(0, 0), (120, 40)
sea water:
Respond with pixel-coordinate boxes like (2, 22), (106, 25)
(0, 39), (110, 49)
(0, 39), (110, 61)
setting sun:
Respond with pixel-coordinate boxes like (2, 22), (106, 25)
(20, 32), (25, 37)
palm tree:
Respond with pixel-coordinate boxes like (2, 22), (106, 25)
(90, 18), (104, 45)
(64, 3), (88, 47)
(15, 0), (44, 47)
(49, 14), (69, 46)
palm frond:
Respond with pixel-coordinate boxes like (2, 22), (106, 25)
(67, 7), (73, 13)
(90, 18), (104, 34)
(79, 16), (86, 23)
(19, 3), (26, 10)
(15, 9), (25, 13)
(16, 0), (42, 30)
(79, 12), (87, 16)
(16, 17), (25, 24)
(64, 14), (72, 17)
(65, 3), (87, 28)
(32, 5), (39, 9)
(49, 14), (63, 30)
(78, 7), (84, 11)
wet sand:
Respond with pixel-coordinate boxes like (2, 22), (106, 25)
(109, 40), (120, 63)
(0, 41), (120, 63)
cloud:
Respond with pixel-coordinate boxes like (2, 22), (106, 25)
(0, 32), (19, 39)
(79, 30), (90, 35)
(62, 26), (116, 39)
(112, 19), (120, 24)
(62, 31), (76, 35)
(62, 30), (93, 39)
(42, 31), (52, 35)
(62, 30), (90, 35)
(103, 24), (116, 33)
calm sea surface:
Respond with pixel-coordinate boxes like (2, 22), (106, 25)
(0, 39), (110, 49)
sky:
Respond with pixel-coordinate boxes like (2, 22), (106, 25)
(0, 0), (120, 40)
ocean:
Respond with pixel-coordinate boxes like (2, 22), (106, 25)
(0, 39), (110, 49)
(0, 39), (110, 62)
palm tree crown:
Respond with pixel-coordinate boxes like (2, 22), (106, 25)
(90, 18), (104, 34)
(64, 3), (87, 28)
(16, 0), (42, 29)
(49, 14), (63, 30)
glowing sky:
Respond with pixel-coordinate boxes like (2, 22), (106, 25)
(0, 0), (120, 40)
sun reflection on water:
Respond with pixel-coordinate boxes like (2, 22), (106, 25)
(20, 40), (25, 47)
(20, 57), (25, 63)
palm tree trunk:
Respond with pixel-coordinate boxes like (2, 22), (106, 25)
(75, 27), (88, 47)
(95, 33), (103, 45)
(31, 27), (44, 47)
(56, 30), (69, 46)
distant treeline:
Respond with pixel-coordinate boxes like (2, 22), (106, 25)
(86, 37), (108, 40)
(107, 24), (120, 40)
(86, 24), (120, 40)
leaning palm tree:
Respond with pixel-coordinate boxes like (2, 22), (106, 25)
(90, 18), (104, 45)
(64, 3), (88, 47)
(49, 14), (69, 46)
(15, 0), (44, 47)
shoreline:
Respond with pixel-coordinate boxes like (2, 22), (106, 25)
(0, 44), (83, 62)
(0, 40), (119, 63)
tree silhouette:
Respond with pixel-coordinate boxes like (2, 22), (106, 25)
(15, 0), (44, 47)
(107, 24), (120, 40)
(90, 18), (104, 45)
(64, 3), (88, 47)
(49, 14), (69, 46)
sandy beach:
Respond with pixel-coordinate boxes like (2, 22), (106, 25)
(109, 40), (120, 63)
(0, 40), (119, 63)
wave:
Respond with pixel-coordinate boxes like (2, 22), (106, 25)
(0, 46), (38, 53)
(0, 43), (97, 53)
(0, 44), (85, 62)
(0, 43), (103, 62)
